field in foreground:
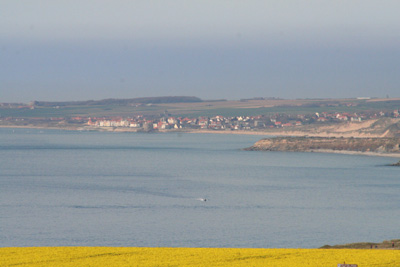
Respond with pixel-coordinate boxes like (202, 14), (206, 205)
(1, 247), (400, 266)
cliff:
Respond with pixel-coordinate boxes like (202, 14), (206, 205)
(262, 118), (400, 139)
(246, 137), (400, 154)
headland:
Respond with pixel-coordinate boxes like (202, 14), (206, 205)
(245, 136), (400, 158)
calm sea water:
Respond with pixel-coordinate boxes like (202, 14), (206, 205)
(1, 128), (399, 248)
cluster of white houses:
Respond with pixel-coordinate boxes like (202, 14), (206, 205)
(87, 109), (400, 131)
(88, 116), (261, 130)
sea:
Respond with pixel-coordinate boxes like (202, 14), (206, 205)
(1, 128), (399, 248)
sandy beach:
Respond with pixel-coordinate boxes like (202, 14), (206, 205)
(189, 129), (386, 138)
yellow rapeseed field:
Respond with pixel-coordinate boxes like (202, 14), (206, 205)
(1, 247), (399, 266)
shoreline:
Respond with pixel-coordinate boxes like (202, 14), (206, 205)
(0, 125), (84, 131)
(2, 125), (400, 159)
(0, 125), (388, 139)
(304, 149), (400, 158)
(0, 124), (391, 138)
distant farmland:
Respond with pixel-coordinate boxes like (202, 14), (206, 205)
(1, 97), (400, 118)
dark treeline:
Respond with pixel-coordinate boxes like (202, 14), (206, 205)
(31, 96), (203, 107)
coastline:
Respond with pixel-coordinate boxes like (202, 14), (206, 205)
(2, 125), (400, 159)
(0, 125), (84, 131)
(304, 149), (400, 158)
(0, 124), (391, 138)
(246, 136), (400, 159)
(187, 129), (386, 138)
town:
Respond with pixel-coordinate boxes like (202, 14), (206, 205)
(86, 109), (400, 132)
(1, 98), (399, 132)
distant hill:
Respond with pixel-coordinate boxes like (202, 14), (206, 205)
(31, 96), (203, 107)
(321, 239), (400, 249)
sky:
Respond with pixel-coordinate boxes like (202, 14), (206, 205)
(1, 0), (400, 103)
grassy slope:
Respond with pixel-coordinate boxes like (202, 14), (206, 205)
(2, 98), (400, 118)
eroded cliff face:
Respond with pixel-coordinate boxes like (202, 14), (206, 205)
(246, 137), (400, 154)
(262, 118), (400, 138)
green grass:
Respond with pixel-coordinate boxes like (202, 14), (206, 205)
(174, 105), (376, 118)
(1, 100), (399, 118)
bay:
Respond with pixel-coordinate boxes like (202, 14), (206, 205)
(0, 128), (399, 248)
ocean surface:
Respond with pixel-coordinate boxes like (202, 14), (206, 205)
(1, 128), (399, 248)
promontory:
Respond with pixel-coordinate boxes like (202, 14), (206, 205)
(245, 136), (400, 156)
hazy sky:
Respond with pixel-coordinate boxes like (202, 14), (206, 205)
(1, 1), (400, 102)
